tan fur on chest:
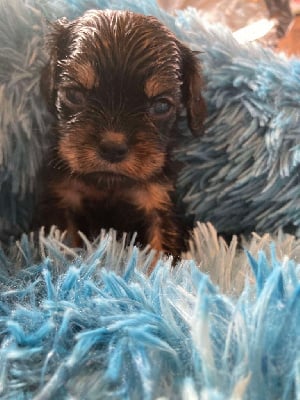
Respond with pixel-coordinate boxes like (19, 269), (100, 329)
(51, 177), (173, 215)
(131, 182), (173, 214)
(51, 179), (107, 211)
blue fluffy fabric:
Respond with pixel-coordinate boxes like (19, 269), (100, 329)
(1, 0), (300, 239)
(1, 0), (300, 398)
(1, 230), (300, 399)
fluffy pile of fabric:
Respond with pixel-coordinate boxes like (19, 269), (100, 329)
(1, 0), (300, 398)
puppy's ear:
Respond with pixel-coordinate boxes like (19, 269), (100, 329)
(179, 44), (206, 136)
(40, 18), (70, 110)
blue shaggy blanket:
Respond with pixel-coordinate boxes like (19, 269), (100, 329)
(1, 0), (300, 399)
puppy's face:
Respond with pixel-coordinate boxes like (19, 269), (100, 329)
(42, 10), (206, 182)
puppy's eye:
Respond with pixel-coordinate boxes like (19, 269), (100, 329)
(149, 98), (173, 116)
(61, 88), (86, 107)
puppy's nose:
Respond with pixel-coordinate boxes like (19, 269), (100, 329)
(99, 140), (129, 163)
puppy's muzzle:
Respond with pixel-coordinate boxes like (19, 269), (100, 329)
(98, 137), (129, 163)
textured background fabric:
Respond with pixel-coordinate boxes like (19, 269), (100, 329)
(1, 226), (300, 399)
(1, 1), (300, 398)
(1, 0), (300, 243)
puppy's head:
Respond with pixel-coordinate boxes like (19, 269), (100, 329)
(42, 10), (206, 182)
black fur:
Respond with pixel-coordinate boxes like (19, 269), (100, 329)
(34, 10), (206, 261)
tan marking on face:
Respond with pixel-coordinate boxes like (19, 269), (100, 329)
(145, 76), (161, 98)
(58, 139), (81, 172)
(102, 131), (127, 144)
(72, 62), (98, 89)
(58, 123), (166, 180)
(144, 76), (175, 98)
(119, 132), (166, 180)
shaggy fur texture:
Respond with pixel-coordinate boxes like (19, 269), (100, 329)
(1, 0), (300, 242)
(1, 0), (300, 399)
(34, 9), (206, 258)
(1, 227), (300, 399)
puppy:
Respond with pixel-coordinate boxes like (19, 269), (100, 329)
(35, 10), (206, 259)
